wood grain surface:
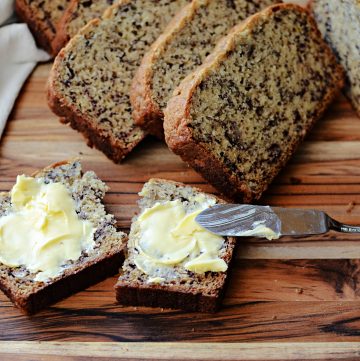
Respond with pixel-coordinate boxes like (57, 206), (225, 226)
(1, 63), (360, 357)
(2, 342), (360, 361)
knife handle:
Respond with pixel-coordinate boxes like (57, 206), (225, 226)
(328, 217), (360, 233)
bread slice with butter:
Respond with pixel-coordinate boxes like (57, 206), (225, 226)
(0, 160), (127, 314)
(115, 179), (236, 313)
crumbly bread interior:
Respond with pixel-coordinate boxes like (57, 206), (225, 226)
(152, 0), (278, 111)
(186, 6), (343, 198)
(21, 0), (70, 34)
(51, 0), (188, 155)
(117, 179), (235, 298)
(0, 161), (126, 296)
(312, 0), (360, 115)
(64, 0), (116, 39)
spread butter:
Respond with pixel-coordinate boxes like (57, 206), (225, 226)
(133, 200), (227, 281)
(0, 175), (95, 282)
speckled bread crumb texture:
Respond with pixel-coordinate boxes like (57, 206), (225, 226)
(311, 0), (360, 116)
(53, 0), (116, 54)
(131, 0), (279, 137)
(48, 0), (189, 162)
(164, 4), (344, 202)
(152, 0), (279, 110)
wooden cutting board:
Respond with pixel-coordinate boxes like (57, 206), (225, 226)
(1, 64), (360, 360)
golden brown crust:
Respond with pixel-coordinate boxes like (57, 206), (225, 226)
(47, 19), (145, 163)
(130, 1), (197, 140)
(15, 0), (56, 55)
(164, 4), (345, 202)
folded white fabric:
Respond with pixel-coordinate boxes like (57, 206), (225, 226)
(0, 0), (50, 139)
(0, 0), (15, 24)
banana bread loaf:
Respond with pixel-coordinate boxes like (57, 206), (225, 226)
(47, 0), (189, 163)
(115, 178), (236, 312)
(0, 160), (127, 314)
(131, 0), (279, 139)
(164, 4), (344, 202)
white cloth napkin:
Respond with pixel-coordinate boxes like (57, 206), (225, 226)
(0, 0), (50, 139)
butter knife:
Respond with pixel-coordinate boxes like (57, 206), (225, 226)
(195, 205), (360, 239)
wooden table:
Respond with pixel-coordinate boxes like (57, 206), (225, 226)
(1, 64), (360, 360)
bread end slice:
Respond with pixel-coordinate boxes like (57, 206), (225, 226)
(115, 178), (236, 313)
(0, 160), (127, 314)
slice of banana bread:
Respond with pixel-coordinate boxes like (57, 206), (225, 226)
(311, 0), (360, 117)
(131, 0), (279, 139)
(15, 0), (71, 55)
(0, 160), (127, 314)
(47, 0), (189, 163)
(164, 4), (344, 202)
(115, 179), (236, 313)
(53, 0), (116, 54)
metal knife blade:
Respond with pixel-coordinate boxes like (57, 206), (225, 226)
(195, 204), (328, 238)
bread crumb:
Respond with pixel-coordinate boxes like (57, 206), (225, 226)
(296, 288), (303, 294)
(346, 201), (356, 214)
(272, 315), (277, 320)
